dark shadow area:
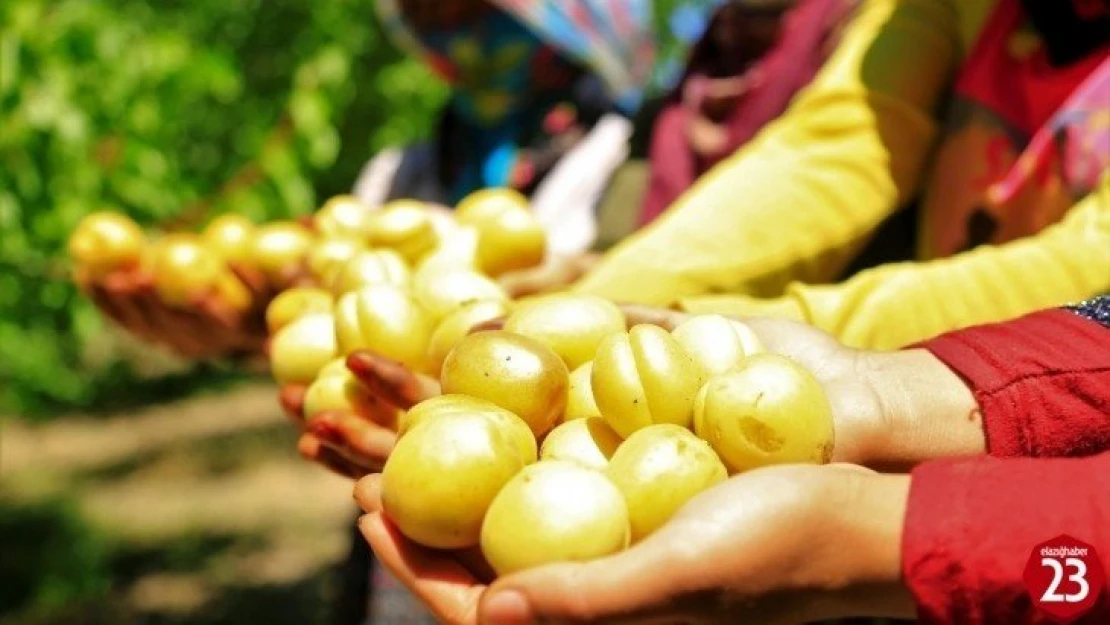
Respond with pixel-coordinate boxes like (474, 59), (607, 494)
(1, 575), (336, 625)
(0, 496), (340, 625)
(107, 533), (254, 582)
(0, 498), (111, 618)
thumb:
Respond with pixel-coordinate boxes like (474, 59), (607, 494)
(617, 304), (688, 331)
(346, 351), (439, 410)
(279, 384), (308, 425)
(479, 538), (691, 625)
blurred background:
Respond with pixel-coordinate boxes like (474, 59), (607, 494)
(0, 1), (689, 623)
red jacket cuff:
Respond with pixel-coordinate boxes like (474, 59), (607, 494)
(919, 309), (1110, 458)
(903, 453), (1110, 624)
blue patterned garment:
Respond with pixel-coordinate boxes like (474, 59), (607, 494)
(1066, 295), (1110, 328)
(372, 0), (726, 202)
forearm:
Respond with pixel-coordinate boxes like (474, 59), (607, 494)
(678, 180), (1110, 351)
(859, 348), (986, 470)
(903, 453), (1110, 624)
(854, 302), (1110, 468)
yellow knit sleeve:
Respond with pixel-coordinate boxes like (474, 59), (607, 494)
(681, 179), (1110, 350)
(572, 0), (962, 305)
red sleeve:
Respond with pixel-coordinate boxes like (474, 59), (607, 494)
(919, 309), (1110, 458)
(903, 452), (1110, 625)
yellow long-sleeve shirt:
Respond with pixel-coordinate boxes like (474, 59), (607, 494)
(573, 0), (1110, 349)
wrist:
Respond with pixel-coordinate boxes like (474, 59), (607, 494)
(783, 469), (915, 621)
(858, 349), (986, 470)
(830, 472), (916, 619)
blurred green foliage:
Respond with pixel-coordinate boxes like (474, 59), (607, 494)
(0, 0), (447, 417)
(0, 0), (703, 418)
(0, 496), (111, 615)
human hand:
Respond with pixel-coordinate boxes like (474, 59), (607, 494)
(619, 305), (987, 470)
(278, 351), (440, 479)
(496, 253), (600, 299)
(77, 262), (274, 360)
(290, 299), (984, 477)
(355, 463), (915, 625)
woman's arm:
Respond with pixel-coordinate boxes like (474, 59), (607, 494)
(679, 178), (1110, 350)
(920, 300), (1110, 458)
(858, 298), (1110, 468)
(572, 0), (962, 304)
(904, 452), (1110, 624)
(357, 453), (1110, 625)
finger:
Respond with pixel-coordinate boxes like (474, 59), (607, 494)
(496, 271), (546, 299)
(497, 265), (565, 299)
(156, 304), (231, 358)
(481, 536), (689, 625)
(191, 291), (245, 333)
(308, 411), (395, 471)
(617, 304), (688, 331)
(275, 262), (313, 290)
(192, 292), (265, 353)
(354, 473), (383, 514)
(297, 433), (367, 479)
(226, 265), (273, 341)
(359, 512), (485, 625)
(353, 476), (495, 584)
(346, 352), (440, 410)
(498, 254), (593, 298)
(456, 547), (498, 586)
(87, 280), (146, 337)
(122, 274), (219, 357)
(99, 271), (165, 341)
(826, 462), (878, 476)
(468, 318), (506, 334)
(229, 263), (271, 300)
(296, 214), (317, 232)
(279, 384), (308, 426)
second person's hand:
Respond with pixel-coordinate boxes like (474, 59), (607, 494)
(78, 262), (274, 360)
(287, 302), (988, 478)
(618, 305), (988, 470)
(278, 351), (441, 479)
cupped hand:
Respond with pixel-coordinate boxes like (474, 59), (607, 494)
(355, 464), (914, 625)
(286, 300), (973, 477)
(306, 301), (888, 474)
(77, 263), (274, 360)
(618, 304), (985, 470)
(619, 305), (891, 467)
(278, 351), (440, 479)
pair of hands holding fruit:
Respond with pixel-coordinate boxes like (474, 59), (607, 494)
(73, 191), (986, 624)
(282, 299), (982, 625)
(70, 190), (592, 364)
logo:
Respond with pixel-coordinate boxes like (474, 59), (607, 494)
(1024, 535), (1105, 623)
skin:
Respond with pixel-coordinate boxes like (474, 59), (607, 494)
(91, 245), (986, 621)
(76, 261), (276, 362)
(278, 352), (435, 477)
(354, 464), (916, 625)
(81, 210), (574, 362)
(289, 303), (984, 478)
(332, 304), (988, 624)
(76, 214), (319, 362)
